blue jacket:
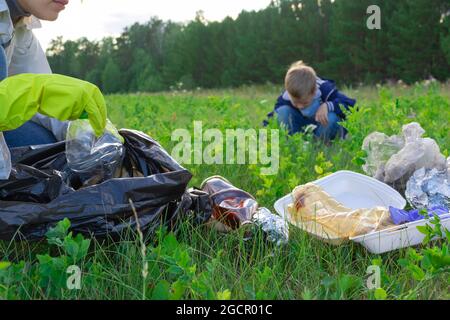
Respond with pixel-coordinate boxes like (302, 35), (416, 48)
(264, 78), (357, 125)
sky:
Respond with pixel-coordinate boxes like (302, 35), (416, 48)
(34, 0), (272, 50)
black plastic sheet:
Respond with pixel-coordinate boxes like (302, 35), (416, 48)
(0, 129), (210, 241)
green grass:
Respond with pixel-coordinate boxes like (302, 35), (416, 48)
(1, 82), (449, 300)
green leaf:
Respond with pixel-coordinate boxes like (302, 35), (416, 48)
(170, 280), (187, 300)
(64, 238), (79, 260)
(416, 225), (429, 236)
(176, 250), (191, 269)
(162, 233), (179, 255)
(398, 258), (409, 268)
(371, 258), (383, 267)
(314, 165), (324, 175)
(352, 156), (366, 166)
(151, 280), (170, 300)
(374, 288), (388, 300)
(46, 218), (71, 246)
(167, 265), (184, 277)
(258, 266), (272, 284)
(217, 289), (231, 300)
(409, 265), (425, 281)
(0, 262), (11, 270)
(406, 248), (423, 262)
(338, 275), (361, 294)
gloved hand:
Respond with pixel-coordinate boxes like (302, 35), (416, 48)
(0, 73), (107, 136)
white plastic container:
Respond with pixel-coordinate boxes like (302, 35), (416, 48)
(350, 214), (450, 254)
(273, 171), (438, 253)
(274, 170), (406, 216)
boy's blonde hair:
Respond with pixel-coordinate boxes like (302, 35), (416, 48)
(285, 61), (317, 100)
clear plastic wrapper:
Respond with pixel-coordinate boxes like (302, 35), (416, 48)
(362, 132), (404, 181)
(447, 157), (450, 178)
(66, 119), (124, 180)
(252, 207), (289, 246)
(362, 123), (446, 189)
(405, 166), (450, 210)
(0, 132), (11, 180)
(287, 183), (394, 242)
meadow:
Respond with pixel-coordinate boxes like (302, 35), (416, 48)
(1, 82), (449, 300)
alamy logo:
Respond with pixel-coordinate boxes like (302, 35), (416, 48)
(367, 5), (381, 30)
(366, 265), (381, 289)
(171, 121), (279, 175)
(66, 265), (82, 290)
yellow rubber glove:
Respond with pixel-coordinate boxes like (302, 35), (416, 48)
(0, 73), (107, 136)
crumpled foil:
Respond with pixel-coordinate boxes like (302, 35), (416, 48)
(252, 207), (289, 246)
(405, 166), (450, 210)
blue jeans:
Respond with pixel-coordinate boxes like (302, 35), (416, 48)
(4, 121), (57, 149)
(276, 105), (344, 141)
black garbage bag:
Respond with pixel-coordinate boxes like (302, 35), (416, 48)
(0, 129), (211, 241)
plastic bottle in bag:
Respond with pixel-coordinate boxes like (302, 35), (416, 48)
(0, 47), (11, 180)
(0, 132), (12, 180)
(65, 119), (124, 180)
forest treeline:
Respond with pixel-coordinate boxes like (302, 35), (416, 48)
(47, 0), (450, 93)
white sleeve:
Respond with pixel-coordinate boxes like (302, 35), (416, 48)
(0, 1), (13, 48)
(8, 25), (51, 75)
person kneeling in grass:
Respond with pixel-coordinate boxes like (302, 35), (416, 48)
(265, 61), (356, 142)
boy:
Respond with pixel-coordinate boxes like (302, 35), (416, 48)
(265, 61), (356, 141)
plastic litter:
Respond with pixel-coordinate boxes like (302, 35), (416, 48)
(285, 183), (394, 244)
(201, 176), (289, 245)
(252, 207), (289, 246)
(362, 122), (447, 190)
(274, 171), (423, 251)
(0, 47), (11, 180)
(182, 188), (213, 226)
(66, 119), (124, 181)
(362, 132), (404, 181)
(447, 157), (450, 174)
(350, 213), (450, 254)
(405, 166), (450, 210)
(201, 176), (258, 230)
(0, 132), (12, 180)
(0, 129), (211, 241)
(275, 171), (406, 214)
(389, 206), (449, 225)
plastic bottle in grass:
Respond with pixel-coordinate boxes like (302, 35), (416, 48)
(65, 119), (124, 179)
(200, 176), (258, 230)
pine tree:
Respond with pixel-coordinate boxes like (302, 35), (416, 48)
(362, 0), (398, 83)
(101, 59), (122, 93)
(442, 15), (450, 65)
(324, 0), (372, 84)
(47, 0), (450, 91)
(388, 0), (446, 83)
